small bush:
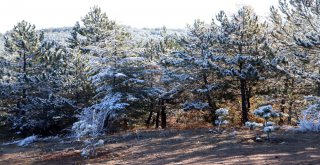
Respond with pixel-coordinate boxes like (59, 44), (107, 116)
(7, 95), (77, 136)
(246, 105), (280, 141)
(297, 96), (320, 132)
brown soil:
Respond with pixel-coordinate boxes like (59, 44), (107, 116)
(1, 127), (320, 165)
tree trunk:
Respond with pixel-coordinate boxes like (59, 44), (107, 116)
(279, 99), (285, 125)
(246, 85), (251, 111)
(160, 99), (166, 129)
(146, 111), (153, 127)
(317, 81), (320, 97)
(104, 114), (110, 128)
(202, 72), (217, 124)
(287, 101), (293, 125)
(287, 78), (294, 125)
(280, 77), (289, 125)
(238, 43), (248, 125)
(240, 79), (248, 125)
(123, 118), (128, 130)
(155, 110), (160, 129)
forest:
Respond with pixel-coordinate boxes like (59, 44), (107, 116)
(1, 0), (320, 164)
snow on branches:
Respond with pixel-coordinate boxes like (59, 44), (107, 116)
(297, 96), (320, 132)
(246, 105), (280, 141)
(245, 121), (263, 130)
(183, 101), (209, 111)
(72, 93), (128, 138)
(253, 105), (280, 121)
(215, 108), (229, 132)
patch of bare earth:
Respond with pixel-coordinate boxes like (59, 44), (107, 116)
(1, 128), (320, 165)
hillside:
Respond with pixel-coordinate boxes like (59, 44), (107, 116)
(0, 26), (186, 51)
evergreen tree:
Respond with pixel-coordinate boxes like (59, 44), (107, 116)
(72, 7), (148, 135)
(0, 54), (12, 108)
(66, 6), (116, 106)
(79, 6), (115, 44)
(215, 6), (270, 125)
(274, 0), (320, 97)
(4, 21), (76, 135)
(269, 1), (320, 123)
(172, 20), (225, 124)
(151, 27), (185, 128)
(66, 24), (94, 105)
(4, 21), (43, 101)
(269, 5), (305, 124)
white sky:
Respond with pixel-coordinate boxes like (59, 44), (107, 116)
(0, 0), (278, 33)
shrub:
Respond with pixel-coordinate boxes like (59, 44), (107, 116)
(297, 96), (320, 132)
(246, 105), (280, 141)
(7, 94), (77, 136)
(215, 108), (229, 132)
(72, 93), (128, 158)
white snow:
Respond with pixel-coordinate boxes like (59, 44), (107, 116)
(114, 73), (127, 78)
(215, 108), (229, 116)
(183, 101), (209, 110)
(73, 93), (129, 138)
(17, 135), (38, 147)
(94, 139), (104, 146)
(245, 121), (263, 129)
(297, 99), (320, 132)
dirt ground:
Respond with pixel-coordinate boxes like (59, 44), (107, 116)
(1, 127), (320, 165)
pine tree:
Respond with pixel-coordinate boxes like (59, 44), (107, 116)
(172, 20), (224, 124)
(72, 7), (149, 135)
(140, 38), (163, 127)
(79, 6), (115, 44)
(4, 21), (43, 101)
(0, 54), (12, 105)
(150, 27), (185, 128)
(66, 6), (117, 106)
(4, 21), (76, 135)
(269, 1), (320, 123)
(215, 6), (270, 125)
(274, 0), (320, 97)
(66, 23), (94, 105)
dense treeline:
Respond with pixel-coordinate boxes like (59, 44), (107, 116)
(0, 1), (320, 137)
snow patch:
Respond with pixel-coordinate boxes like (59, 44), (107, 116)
(17, 135), (38, 147)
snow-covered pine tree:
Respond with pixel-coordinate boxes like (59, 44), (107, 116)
(66, 6), (119, 107)
(171, 20), (227, 123)
(4, 21), (44, 102)
(67, 22), (82, 49)
(268, 5), (302, 124)
(274, 0), (320, 96)
(72, 6), (157, 136)
(253, 105), (280, 141)
(66, 22), (95, 106)
(268, 1), (320, 123)
(70, 6), (118, 137)
(79, 6), (115, 45)
(4, 21), (76, 135)
(0, 53), (12, 95)
(215, 6), (270, 125)
(215, 108), (229, 132)
(140, 38), (166, 128)
(151, 27), (185, 128)
(0, 53), (13, 122)
(104, 27), (184, 129)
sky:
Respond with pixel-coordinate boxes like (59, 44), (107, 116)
(0, 0), (278, 33)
